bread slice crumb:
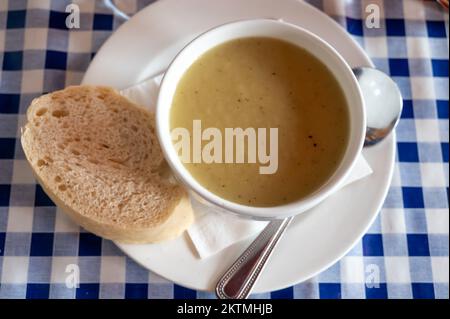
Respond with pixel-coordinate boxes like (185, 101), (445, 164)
(21, 85), (194, 243)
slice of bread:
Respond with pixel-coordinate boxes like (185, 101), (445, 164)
(21, 86), (194, 243)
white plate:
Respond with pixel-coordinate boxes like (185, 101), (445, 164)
(83, 0), (395, 293)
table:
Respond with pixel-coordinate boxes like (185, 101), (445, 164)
(0, 0), (448, 299)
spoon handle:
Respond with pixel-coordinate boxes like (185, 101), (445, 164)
(215, 216), (293, 299)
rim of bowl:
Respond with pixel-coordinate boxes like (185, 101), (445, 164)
(156, 18), (366, 220)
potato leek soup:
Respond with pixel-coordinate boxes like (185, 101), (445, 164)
(170, 37), (349, 207)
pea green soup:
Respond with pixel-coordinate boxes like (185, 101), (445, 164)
(170, 37), (349, 207)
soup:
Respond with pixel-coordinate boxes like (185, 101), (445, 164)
(170, 37), (349, 207)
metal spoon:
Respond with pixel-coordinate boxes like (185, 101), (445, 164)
(215, 67), (403, 299)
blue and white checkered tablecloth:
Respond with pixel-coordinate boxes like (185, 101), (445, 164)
(0, 0), (448, 299)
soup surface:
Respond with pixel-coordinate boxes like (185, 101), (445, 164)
(170, 37), (349, 207)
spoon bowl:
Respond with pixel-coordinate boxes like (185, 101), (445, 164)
(353, 67), (403, 146)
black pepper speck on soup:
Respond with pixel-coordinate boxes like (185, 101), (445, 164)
(170, 37), (349, 207)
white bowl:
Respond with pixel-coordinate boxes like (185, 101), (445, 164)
(156, 19), (366, 220)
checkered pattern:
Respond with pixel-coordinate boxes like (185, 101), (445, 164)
(0, 0), (448, 299)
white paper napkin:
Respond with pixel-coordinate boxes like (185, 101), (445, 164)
(120, 74), (373, 259)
